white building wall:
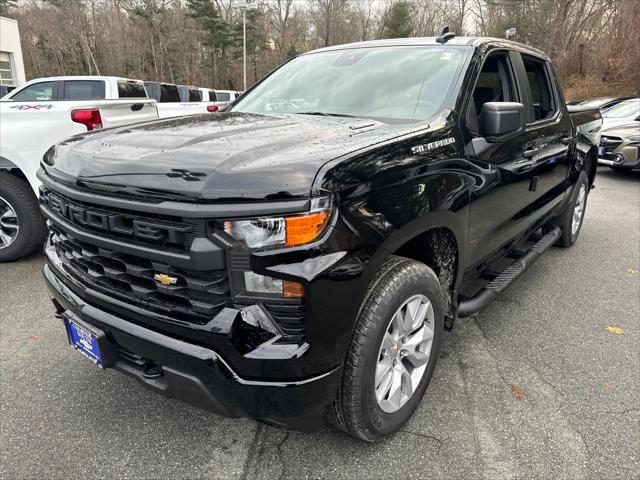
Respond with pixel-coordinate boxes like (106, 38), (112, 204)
(0, 16), (26, 87)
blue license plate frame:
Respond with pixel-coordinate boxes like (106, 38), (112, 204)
(63, 315), (104, 367)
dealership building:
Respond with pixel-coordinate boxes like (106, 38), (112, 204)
(0, 16), (26, 89)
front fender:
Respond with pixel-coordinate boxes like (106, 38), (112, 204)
(0, 149), (41, 196)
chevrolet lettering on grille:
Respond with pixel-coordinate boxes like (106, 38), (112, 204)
(44, 191), (190, 244)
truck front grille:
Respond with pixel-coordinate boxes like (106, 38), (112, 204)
(40, 187), (205, 251)
(51, 228), (229, 324)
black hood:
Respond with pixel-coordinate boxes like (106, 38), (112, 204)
(48, 112), (420, 201)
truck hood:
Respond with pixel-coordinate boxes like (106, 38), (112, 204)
(602, 122), (640, 137)
(48, 112), (419, 201)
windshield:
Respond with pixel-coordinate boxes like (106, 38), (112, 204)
(231, 46), (469, 123)
(602, 99), (640, 118)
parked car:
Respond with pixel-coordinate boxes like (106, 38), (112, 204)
(577, 96), (635, 111)
(39, 36), (601, 441)
(599, 97), (640, 131)
(598, 123), (640, 170)
(214, 89), (241, 107)
(0, 76), (158, 261)
(144, 81), (217, 118)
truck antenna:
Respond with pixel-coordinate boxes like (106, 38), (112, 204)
(436, 25), (456, 44)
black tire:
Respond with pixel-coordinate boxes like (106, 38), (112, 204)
(0, 172), (47, 262)
(554, 170), (589, 248)
(329, 255), (444, 442)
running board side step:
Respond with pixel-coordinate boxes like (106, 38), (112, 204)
(457, 226), (561, 317)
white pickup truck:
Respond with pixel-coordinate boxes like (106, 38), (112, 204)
(0, 76), (159, 261)
(144, 82), (218, 118)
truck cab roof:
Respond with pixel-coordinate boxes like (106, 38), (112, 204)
(310, 36), (549, 61)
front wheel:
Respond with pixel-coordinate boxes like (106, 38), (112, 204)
(0, 172), (47, 262)
(329, 256), (444, 442)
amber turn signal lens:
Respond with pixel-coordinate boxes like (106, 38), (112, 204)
(284, 211), (330, 247)
(283, 280), (305, 298)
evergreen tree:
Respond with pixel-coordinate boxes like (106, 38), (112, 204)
(383, 1), (412, 39)
(186, 0), (232, 87)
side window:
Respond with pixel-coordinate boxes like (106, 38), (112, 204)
(160, 85), (180, 102)
(177, 86), (189, 102)
(522, 55), (557, 121)
(189, 89), (202, 102)
(208, 89), (217, 102)
(217, 92), (231, 102)
(144, 83), (159, 102)
(467, 53), (517, 133)
(10, 81), (55, 101)
(63, 80), (105, 100)
(118, 81), (147, 98)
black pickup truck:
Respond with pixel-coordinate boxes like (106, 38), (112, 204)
(39, 35), (601, 441)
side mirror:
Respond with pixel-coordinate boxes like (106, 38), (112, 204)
(479, 102), (525, 140)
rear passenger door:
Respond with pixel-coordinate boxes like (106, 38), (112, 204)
(515, 54), (572, 222)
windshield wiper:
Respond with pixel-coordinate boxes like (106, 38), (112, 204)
(296, 111), (356, 118)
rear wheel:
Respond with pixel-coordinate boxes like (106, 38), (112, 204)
(329, 256), (444, 442)
(554, 170), (589, 247)
(0, 172), (47, 262)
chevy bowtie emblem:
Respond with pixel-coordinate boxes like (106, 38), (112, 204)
(154, 273), (177, 285)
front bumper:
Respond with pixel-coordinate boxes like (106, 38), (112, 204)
(43, 261), (341, 431)
(598, 145), (640, 170)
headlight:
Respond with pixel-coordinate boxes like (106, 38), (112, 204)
(224, 197), (332, 249)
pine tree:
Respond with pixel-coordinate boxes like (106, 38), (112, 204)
(383, 1), (412, 39)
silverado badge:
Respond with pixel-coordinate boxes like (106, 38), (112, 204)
(153, 273), (178, 285)
(411, 137), (456, 154)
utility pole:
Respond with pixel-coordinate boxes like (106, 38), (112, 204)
(230, 0), (257, 92)
(243, 8), (247, 92)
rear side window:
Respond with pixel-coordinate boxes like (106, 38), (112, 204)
(10, 81), (55, 101)
(189, 90), (202, 102)
(522, 55), (557, 121)
(161, 85), (180, 102)
(208, 89), (217, 101)
(63, 80), (105, 100)
(118, 81), (147, 98)
(217, 91), (231, 102)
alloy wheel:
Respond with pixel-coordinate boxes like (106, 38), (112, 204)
(571, 184), (586, 236)
(0, 195), (19, 250)
(374, 294), (435, 413)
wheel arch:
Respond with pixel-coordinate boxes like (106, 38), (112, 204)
(0, 157), (29, 184)
(375, 211), (467, 317)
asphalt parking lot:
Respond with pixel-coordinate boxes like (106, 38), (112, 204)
(1, 167), (638, 480)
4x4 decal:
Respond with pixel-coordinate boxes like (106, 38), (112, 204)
(10, 104), (54, 110)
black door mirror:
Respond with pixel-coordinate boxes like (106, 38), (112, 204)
(479, 102), (526, 140)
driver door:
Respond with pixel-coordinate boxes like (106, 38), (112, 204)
(463, 50), (539, 267)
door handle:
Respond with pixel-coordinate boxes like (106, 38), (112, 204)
(560, 136), (573, 145)
(523, 148), (539, 159)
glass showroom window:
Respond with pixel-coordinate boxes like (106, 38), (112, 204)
(0, 53), (14, 86)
